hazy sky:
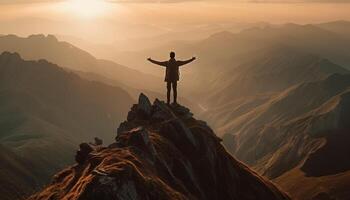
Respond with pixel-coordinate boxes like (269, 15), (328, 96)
(0, 0), (349, 43)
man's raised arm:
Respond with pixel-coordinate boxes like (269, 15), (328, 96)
(178, 57), (196, 66)
(147, 58), (167, 67)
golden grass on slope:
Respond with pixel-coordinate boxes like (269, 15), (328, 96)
(276, 167), (350, 200)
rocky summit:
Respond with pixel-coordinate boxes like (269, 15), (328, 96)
(28, 94), (289, 200)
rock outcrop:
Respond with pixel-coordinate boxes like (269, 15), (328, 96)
(28, 94), (289, 200)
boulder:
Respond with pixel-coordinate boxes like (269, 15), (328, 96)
(137, 93), (152, 119)
(75, 143), (94, 165)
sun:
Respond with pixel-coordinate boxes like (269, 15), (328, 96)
(64, 0), (109, 19)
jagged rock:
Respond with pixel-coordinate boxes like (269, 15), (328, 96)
(159, 119), (197, 152)
(137, 93), (152, 118)
(117, 126), (157, 161)
(75, 143), (94, 164)
(116, 120), (138, 136)
(29, 94), (290, 200)
(125, 94), (152, 122)
(171, 103), (194, 119)
(126, 104), (138, 121)
(151, 99), (174, 122)
(89, 137), (103, 146)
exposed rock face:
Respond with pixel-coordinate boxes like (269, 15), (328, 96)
(137, 93), (152, 118)
(75, 143), (94, 165)
(28, 94), (289, 200)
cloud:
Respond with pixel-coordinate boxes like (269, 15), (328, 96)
(107, 0), (350, 2)
(0, 0), (61, 4)
(0, 0), (350, 4)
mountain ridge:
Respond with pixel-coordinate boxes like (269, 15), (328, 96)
(222, 73), (350, 199)
(28, 94), (290, 200)
(0, 34), (162, 93)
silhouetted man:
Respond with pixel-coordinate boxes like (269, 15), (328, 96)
(148, 52), (196, 104)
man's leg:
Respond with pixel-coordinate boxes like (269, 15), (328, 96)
(172, 81), (177, 104)
(166, 81), (171, 104)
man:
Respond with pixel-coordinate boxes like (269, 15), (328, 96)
(148, 52), (196, 104)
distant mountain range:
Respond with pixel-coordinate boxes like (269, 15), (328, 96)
(0, 52), (133, 199)
(113, 21), (350, 64)
(317, 20), (350, 39)
(111, 21), (350, 101)
(203, 46), (348, 108)
(0, 34), (162, 93)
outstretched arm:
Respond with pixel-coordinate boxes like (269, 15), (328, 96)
(178, 57), (196, 66)
(147, 58), (167, 67)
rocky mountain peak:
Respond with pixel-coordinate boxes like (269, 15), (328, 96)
(28, 93), (289, 200)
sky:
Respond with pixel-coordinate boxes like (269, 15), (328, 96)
(0, 0), (350, 43)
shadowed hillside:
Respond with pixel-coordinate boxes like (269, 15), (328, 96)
(203, 46), (348, 109)
(0, 52), (134, 200)
(222, 74), (350, 199)
(0, 34), (162, 93)
(0, 144), (44, 200)
(28, 94), (290, 200)
(316, 20), (350, 40)
(196, 45), (348, 135)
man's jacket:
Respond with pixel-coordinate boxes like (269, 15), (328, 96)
(149, 58), (195, 82)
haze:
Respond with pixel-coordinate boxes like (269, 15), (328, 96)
(2, 1), (350, 200)
(1, 0), (350, 44)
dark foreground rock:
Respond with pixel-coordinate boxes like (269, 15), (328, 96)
(28, 94), (290, 200)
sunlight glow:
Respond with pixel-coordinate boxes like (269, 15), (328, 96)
(63, 0), (110, 19)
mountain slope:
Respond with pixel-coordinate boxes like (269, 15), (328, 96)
(0, 34), (162, 93)
(197, 46), (348, 135)
(316, 20), (350, 39)
(238, 23), (350, 68)
(0, 52), (134, 199)
(115, 21), (350, 74)
(28, 94), (289, 200)
(221, 73), (350, 199)
(113, 22), (350, 102)
(204, 46), (348, 108)
(0, 144), (44, 200)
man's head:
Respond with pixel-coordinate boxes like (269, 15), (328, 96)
(170, 51), (176, 59)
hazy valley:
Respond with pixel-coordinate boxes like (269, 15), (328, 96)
(1, 19), (350, 200)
